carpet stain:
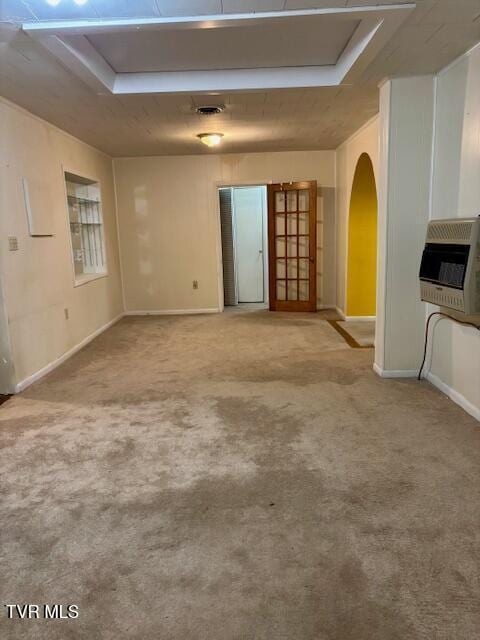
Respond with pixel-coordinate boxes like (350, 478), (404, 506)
(232, 357), (359, 385)
(0, 311), (479, 640)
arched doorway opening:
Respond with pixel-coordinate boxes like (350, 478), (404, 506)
(347, 153), (378, 318)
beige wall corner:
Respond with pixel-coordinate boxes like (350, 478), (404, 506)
(427, 43), (480, 418)
(0, 98), (124, 388)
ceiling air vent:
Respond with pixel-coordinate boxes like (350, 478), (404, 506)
(196, 106), (225, 115)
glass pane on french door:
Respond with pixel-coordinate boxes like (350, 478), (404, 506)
(273, 187), (309, 303)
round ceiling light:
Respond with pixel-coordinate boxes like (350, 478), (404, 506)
(197, 133), (224, 147)
(195, 106), (225, 115)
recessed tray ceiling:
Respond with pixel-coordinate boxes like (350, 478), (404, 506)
(86, 17), (360, 73)
(22, 5), (415, 95)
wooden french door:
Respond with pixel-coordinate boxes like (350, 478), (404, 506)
(268, 181), (317, 312)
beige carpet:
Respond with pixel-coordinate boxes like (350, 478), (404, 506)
(0, 311), (479, 639)
(338, 320), (376, 347)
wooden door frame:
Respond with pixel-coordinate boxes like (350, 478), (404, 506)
(268, 181), (317, 312)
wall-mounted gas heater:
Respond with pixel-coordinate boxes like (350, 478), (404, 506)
(419, 217), (480, 316)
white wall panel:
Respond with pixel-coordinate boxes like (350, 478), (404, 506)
(376, 76), (435, 373)
(429, 44), (480, 417)
(375, 81), (391, 371)
(0, 275), (15, 394)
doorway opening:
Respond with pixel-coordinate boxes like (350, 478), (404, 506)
(346, 153), (377, 317)
(343, 153), (378, 346)
(219, 186), (268, 309)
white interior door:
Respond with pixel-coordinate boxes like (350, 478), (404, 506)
(233, 187), (265, 303)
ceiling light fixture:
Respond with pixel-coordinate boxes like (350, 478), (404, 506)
(197, 133), (224, 148)
(74, 0), (89, 4)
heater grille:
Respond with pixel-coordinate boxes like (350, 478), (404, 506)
(421, 282), (465, 312)
(426, 221), (473, 243)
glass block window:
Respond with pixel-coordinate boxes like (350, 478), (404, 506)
(65, 171), (107, 284)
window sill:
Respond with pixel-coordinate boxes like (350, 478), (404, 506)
(74, 272), (108, 288)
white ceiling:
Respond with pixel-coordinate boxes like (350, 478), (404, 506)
(0, 1), (480, 156)
(23, 6), (411, 95)
(0, 0), (420, 21)
(86, 17), (359, 73)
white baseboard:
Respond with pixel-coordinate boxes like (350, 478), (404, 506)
(125, 308), (220, 316)
(334, 308), (376, 322)
(15, 313), (124, 393)
(13, 308), (221, 393)
(317, 305), (336, 310)
(373, 363), (418, 378)
(426, 371), (480, 422)
(373, 364), (479, 421)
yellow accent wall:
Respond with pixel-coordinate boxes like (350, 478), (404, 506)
(347, 153), (378, 316)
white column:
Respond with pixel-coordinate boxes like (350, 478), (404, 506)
(375, 76), (435, 376)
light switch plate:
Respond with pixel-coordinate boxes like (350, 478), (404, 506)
(8, 237), (18, 251)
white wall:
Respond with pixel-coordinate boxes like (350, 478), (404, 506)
(0, 98), (124, 389)
(373, 57), (479, 420)
(427, 44), (480, 419)
(113, 151), (336, 313)
(375, 76), (435, 376)
(335, 116), (379, 316)
(0, 271), (15, 394)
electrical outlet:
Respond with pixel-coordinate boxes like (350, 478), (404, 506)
(64, 308), (69, 320)
(8, 237), (18, 251)
(193, 280), (199, 290)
